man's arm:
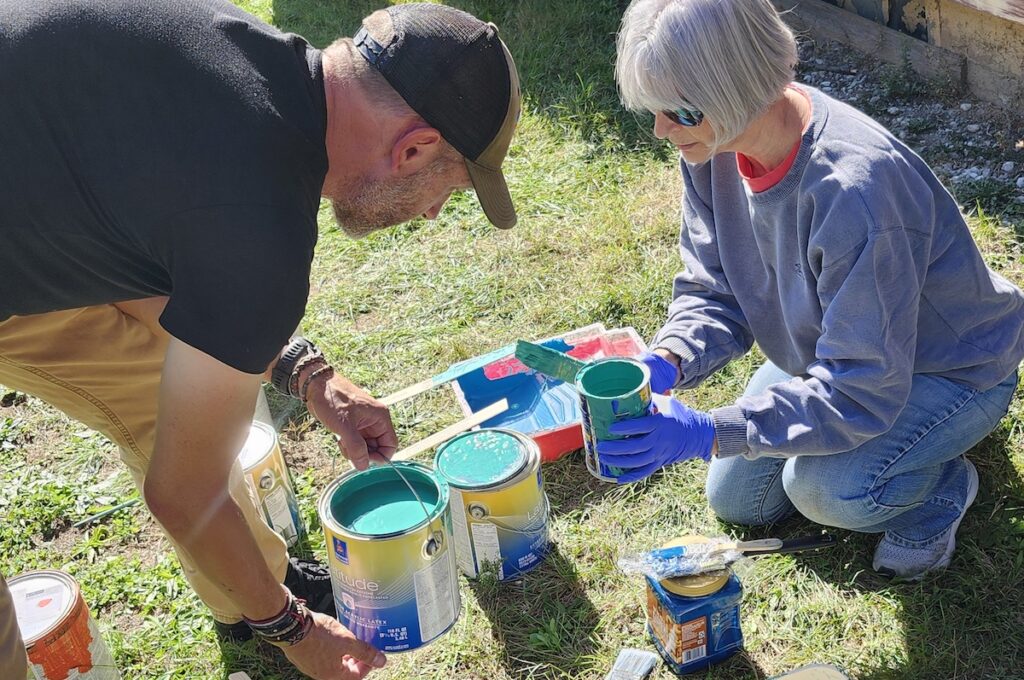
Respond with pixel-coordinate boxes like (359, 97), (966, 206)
(144, 338), (385, 678)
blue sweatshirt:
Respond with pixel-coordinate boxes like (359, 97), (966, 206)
(652, 86), (1024, 459)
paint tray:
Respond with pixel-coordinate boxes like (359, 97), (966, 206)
(450, 324), (649, 463)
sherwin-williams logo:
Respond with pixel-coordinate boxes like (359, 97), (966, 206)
(333, 537), (349, 564)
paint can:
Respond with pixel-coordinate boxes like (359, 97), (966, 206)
(575, 358), (652, 482)
(318, 462), (460, 652)
(9, 570), (121, 679)
(434, 428), (549, 581)
(239, 421), (305, 549)
(645, 538), (743, 675)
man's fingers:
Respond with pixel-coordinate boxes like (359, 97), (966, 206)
(360, 410), (398, 454)
(616, 460), (660, 484)
(336, 427), (370, 470)
(340, 637), (387, 669)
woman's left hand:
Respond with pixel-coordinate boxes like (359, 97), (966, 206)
(597, 398), (715, 483)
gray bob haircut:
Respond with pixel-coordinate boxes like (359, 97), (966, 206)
(615, 0), (797, 150)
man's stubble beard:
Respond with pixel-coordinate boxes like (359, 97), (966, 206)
(329, 156), (459, 239)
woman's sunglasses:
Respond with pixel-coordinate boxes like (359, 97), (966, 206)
(662, 106), (704, 127)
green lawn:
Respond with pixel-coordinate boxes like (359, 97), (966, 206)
(3, 1), (1024, 679)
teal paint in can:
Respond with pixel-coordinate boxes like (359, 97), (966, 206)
(318, 463), (460, 652)
(575, 358), (652, 482)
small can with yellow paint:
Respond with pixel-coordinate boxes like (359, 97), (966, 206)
(576, 358), (652, 482)
(318, 462), (460, 652)
(238, 421), (305, 549)
(434, 428), (548, 581)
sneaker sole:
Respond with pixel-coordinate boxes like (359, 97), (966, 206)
(874, 458), (979, 582)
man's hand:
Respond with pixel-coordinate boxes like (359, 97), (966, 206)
(305, 372), (398, 469)
(283, 612), (387, 680)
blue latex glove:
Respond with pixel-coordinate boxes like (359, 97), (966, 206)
(640, 352), (679, 395)
(597, 398), (715, 484)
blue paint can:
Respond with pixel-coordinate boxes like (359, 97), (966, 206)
(645, 538), (744, 674)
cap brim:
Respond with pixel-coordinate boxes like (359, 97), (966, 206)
(466, 158), (516, 229)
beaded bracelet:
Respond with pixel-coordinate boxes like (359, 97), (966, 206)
(243, 590), (313, 647)
(299, 364), (335, 404)
(287, 352), (328, 399)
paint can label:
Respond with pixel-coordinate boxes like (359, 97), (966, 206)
(319, 463), (460, 653)
(239, 423), (305, 549)
(326, 522), (459, 652)
(435, 430), (549, 581)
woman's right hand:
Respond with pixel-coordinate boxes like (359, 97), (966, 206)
(283, 612), (387, 680)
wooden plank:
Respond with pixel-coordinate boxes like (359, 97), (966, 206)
(949, 0), (1024, 24)
(775, 0), (1024, 106)
(774, 0), (967, 88)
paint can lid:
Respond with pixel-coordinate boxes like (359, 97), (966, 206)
(237, 421), (277, 469)
(658, 536), (731, 597)
(9, 570), (80, 644)
(434, 429), (528, 488)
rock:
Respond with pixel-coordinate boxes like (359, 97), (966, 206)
(1002, 161), (1015, 173)
(887, 106), (900, 114)
(960, 102), (972, 111)
(967, 124), (981, 133)
(1017, 176), (1024, 189)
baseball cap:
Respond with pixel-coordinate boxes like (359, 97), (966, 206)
(354, 3), (520, 229)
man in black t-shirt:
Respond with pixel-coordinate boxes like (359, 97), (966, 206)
(0, 2), (520, 678)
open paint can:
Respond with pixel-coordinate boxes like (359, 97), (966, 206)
(10, 570), (121, 679)
(434, 429), (549, 581)
(318, 462), (460, 652)
(239, 421), (305, 549)
(575, 358), (652, 482)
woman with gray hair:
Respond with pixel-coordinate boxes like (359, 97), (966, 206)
(600, 0), (1024, 580)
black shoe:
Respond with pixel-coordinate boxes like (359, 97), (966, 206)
(213, 618), (254, 643)
(284, 556), (336, 618)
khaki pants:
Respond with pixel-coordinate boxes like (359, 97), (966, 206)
(0, 306), (290, 670)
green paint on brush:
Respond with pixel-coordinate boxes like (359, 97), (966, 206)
(515, 340), (587, 383)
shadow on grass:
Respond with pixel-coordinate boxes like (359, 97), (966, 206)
(854, 425), (1024, 680)
(271, 0), (668, 162)
(724, 423), (1024, 679)
(468, 542), (603, 678)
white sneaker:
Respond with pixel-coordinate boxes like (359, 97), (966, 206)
(872, 458), (979, 581)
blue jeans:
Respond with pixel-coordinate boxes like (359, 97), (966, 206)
(705, 361), (1017, 548)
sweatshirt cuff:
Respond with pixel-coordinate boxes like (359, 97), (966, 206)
(710, 405), (749, 458)
(652, 337), (699, 389)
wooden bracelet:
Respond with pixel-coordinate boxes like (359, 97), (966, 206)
(299, 364), (335, 404)
(288, 353), (327, 399)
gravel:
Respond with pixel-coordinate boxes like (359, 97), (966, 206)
(797, 39), (1024, 217)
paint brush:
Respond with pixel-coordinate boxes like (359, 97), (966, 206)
(514, 339), (587, 384)
(605, 648), (660, 679)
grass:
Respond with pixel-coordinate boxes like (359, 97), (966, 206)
(2, 1), (1024, 679)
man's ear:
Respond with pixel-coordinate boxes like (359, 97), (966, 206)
(390, 125), (444, 177)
